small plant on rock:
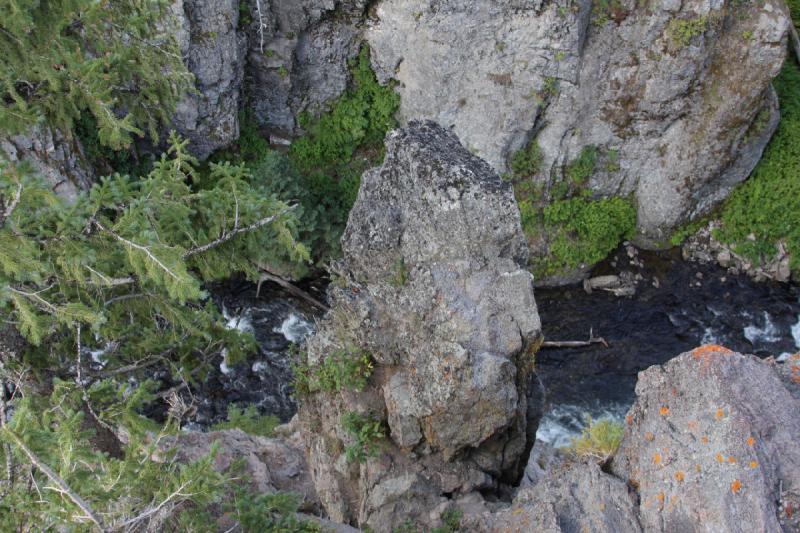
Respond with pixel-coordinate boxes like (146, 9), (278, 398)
(342, 411), (386, 463)
(567, 416), (624, 464)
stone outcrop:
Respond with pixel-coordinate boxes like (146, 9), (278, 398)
(366, 0), (790, 244)
(297, 121), (543, 531)
(0, 126), (93, 202)
(611, 346), (800, 532)
(464, 461), (642, 533)
(242, 0), (368, 139)
(171, 0), (247, 160)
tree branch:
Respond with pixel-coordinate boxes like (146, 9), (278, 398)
(183, 206), (296, 259)
(541, 328), (608, 349)
(4, 428), (107, 531)
(0, 380), (13, 501)
(94, 221), (180, 280)
(0, 180), (22, 228)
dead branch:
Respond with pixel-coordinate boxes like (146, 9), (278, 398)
(257, 269), (329, 312)
(541, 328), (608, 349)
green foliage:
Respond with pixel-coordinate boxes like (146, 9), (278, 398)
(510, 140), (543, 178)
(717, 59), (800, 275)
(567, 417), (624, 463)
(293, 346), (374, 396)
(592, 0), (625, 25)
(0, 382), (227, 530)
(0, 0), (193, 149)
(341, 411), (385, 463)
(431, 509), (464, 533)
(228, 487), (321, 532)
(531, 195), (636, 277)
(669, 215), (710, 246)
(288, 43), (399, 243)
(74, 111), (153, 179)
(666, 16), (708, 48)
(391, 257), (409, 287)
(0, 131), (305, 375)
(565, 145), (599, 188)
(211, 405), (280, 437)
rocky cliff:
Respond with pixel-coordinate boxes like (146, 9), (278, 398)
(296, 121), (543, 530)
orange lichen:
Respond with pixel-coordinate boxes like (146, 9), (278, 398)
(692, 345), (733, 357)
(701, 435), (709, 444)
(715, 409), (725, 420)
(716, 453), (724, 463)
(675, 471), (685, 482)
(657, 492), (665, 504)
(660, 407), (670, 416)
(749, 461), (758, 469)
(731, 480), (742, 494)
(727, 456), (736, 464)
(626, 415), (633, 425)
(645, 432), (655, 442)
(746, 436), (755, 447)
(653, 453), (662, 465)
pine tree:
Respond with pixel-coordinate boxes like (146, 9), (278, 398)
(0, 133), (315, 529)
(0, 0), (192, 149)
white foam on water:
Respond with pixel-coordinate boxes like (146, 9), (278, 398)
(274, 313), (314, 343)
(251, 361), (268, 373)
(222, 306), (254, 334)
(536, 403), (629, 449)
(701, 327), (718, 345)
(792, 315), (800, 349)
(743, 311), (781, 344)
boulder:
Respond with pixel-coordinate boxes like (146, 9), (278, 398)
(365, 0), (790, 244)
(611, 346), (800, 532)
(463, 461), (642, 533)
(171, 0), (247, 160)
(297, 121), (543, 531)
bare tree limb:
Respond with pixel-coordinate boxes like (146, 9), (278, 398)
(257, 269), (329, 312)
(541, 328), (608, 349)
(4, 428), (108, 531)
(183, 206), (296, 259)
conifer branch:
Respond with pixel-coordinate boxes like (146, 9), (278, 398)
(183, 205), (296, 258)
(94, 221), (180, 281)
(3, 428), (108, 531)
(112, 480), (193, 530)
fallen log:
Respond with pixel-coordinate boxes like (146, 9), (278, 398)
(540, 329), (609, 349)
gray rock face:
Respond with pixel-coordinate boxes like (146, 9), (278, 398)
(464, 461), (642, 533)
(172, 0), (246, 160)
(365, 0), (790, 244)
(243, 0), (368, 137)
(298, 122), (542, 531)
(611, 347), (800, 532)
(0, 126), (93, 201)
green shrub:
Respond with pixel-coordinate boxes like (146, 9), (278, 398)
(293, 346), (374, 396)
(666, 16), (708, 48)
(510, 140), (543, 178)
(228, 487), (321, 532)
(716, 59), (800, 275)
(530, 194), (636, 278)
(565, 145), (599, 187)
(341, 411), (385, 463)
(431, 509), (464, 533)
(567, 417), (624, 463)
(211, 405), (281, 437)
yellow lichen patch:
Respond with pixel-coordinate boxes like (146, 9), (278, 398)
(731, 480), (742, 494)
(746, 436), (755, 447)
(715, 409), (725, 420)
(695, 464), (702, 473)
(653, 453), (662, 465)
(660, 406), (670, 416)
(512, 507), (525, 516)
(716, 453), (725, 463)
(675, 471), (685, 482)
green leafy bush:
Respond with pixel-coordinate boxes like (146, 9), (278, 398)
(293, 346), (374, 395)
(565, 145), (599, 188)
(716, 59), (800, 275)
(341, 411), (385, 463)
(227, 487), (321, 532)
(510, 140), (543, 178)
(567, 417), (624, 463)
(531, 195), (636, 277)
(212, 405), (281, 437)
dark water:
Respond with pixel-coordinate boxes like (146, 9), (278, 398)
(534, 246), (800, 445)
(196, 247), (800, 444)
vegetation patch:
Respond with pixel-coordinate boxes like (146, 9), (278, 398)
(567, 417), (625, 463)
(293, 346), (374, 395)
(211, 404), (281, 437)
(666, 16), (708, 49)
(342, 411), (386, 463)
(715, 59), (800, 275)
(509, 139), (543, 178)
